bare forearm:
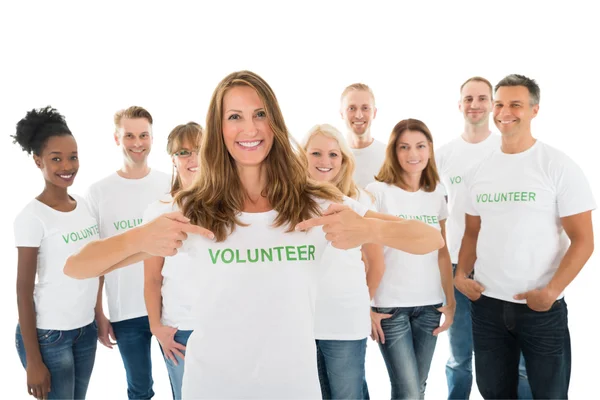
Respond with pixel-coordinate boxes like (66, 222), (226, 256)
(144, 281), (163, 330)
(64, 228), (145, 279)
(16, 292), (42, 363)
(94, 276), (105, 317)
(546, 239), (594, 297)
(367, 217), (444, 255)
(439, 251), (455, 306)
(456, 235), (477, 278)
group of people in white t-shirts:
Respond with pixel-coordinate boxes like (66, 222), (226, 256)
(12, 72), (594, 400)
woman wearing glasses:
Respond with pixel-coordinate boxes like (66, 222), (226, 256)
(142, 122), (203, 399)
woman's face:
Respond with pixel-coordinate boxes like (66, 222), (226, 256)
(222, 85), (274, 169)
(34, 135), (79, 189)
(172, 140), (199, 189)
(395, 129), (430, 175)
(305, 134), (343, 183)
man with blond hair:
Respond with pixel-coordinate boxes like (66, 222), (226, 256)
(86, 106), (170, 399)
(340, 83), (386, 188)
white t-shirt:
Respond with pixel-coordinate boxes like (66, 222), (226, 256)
(436, 134), (501, 263)
(314, 189), (374, 340)
(181, 197), (368, 399)
(85, 169), (171, 322)
(13, 195), (100, 330)
(351, 138), (387, 188)
(464, 141), (596, 304)
(366, 181), (448, 307)
(143, 197), (200, 331)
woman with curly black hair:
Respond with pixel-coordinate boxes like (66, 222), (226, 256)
(12, 106), (100, 400)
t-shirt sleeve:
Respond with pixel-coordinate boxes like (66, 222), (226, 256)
(142, 200), (173, 224)
(555, 156), (597, 217)
(364, 183), (382, 212)
(438, 188), (449, 221)
(462, 172), (480, 217)
(14, 211), (44, 247)
(84, 185), (100, 222)
(342, 196), (369, 217)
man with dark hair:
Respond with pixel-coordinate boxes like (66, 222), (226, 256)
(455, 74), (595, 399)
(437, 77), (532, 399)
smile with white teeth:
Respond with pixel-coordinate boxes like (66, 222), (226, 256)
(188, 167), (198, 172)
(130, 149), (145, 153)
(407, 161), (421, 164)
(59, 174), (74, 179)
(499, 120), (516, 124)
(238, 140), (262, 148)
(316, 167), (332, 172)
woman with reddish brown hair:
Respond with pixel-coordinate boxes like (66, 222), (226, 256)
(367, 118), (455, 399)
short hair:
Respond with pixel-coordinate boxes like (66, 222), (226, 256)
(460, 76), (493, 98)
(113, 106), (153, 131)
(340, 83), (376, 105)
(495, 74), (541, 105)
(12, 106), (72, 155)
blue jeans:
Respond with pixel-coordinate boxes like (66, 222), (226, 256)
(159, 329), (193, 400)
(471, 295), (570, 399)
(373, 304), (442, 399)
(111, 316), (154, 400)
(15, 321), (98, 399)
(316, 338), (369, 399)
(447, 265), (532, 399)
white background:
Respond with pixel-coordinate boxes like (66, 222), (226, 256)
(1, 1), (598, 399)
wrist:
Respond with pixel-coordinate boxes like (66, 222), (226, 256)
(543, 284), (561, 301)
(125, 226), (147, 254)
(368, 218), (385, 245)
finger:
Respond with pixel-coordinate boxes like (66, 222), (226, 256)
(173, 341), (187, 351)
(181, 223), (215, 239)
(371, 327), (379, 343)
(165, 349), (178, 366)
(377, 325), (386, 344)
(108, 329), (117, 345)
(513, 292), (528, 301)
(322, 203), (349, 216)
(295, 215), (330, 231)
(27, 385), (33, 396)
(176, 231), (188, 241)
(381, 313), (393, 319)
(173, 348), (185, 360)
(163, 211), (190, 223)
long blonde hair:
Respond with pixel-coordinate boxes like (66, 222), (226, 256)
(175, 71), (342, 241)
(375, 118), (439, 192)
(301, 124), (359, 200)
(166, 122), (203, 197)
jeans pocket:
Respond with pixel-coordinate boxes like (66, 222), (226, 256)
(430, 303), (444, 313)
(37, 329), (63, 347)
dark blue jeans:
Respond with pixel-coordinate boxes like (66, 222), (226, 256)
(111, 316), (154, 400)
(316, 338), (369, 399)
(15, 322), (98, 399)
(373, 304), (442, 399)
(447, 264), (532, 399)
(472, 295), (571, 399)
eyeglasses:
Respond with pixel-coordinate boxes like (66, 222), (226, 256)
(173, 149), (199, 158)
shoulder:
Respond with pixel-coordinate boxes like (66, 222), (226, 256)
(364, 181), (389, 194)
(14, 200), (43, 226)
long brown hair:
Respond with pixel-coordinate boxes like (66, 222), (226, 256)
(175, 71), (341, 241)
(375, 118), (439, 192)
(166, 122), (203, 197)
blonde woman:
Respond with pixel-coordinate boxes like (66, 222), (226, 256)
(64, 71), (443, 399)
(143, 122), (202, 399)
(366, 119), (455, 399)
(301, 124), (383, 400)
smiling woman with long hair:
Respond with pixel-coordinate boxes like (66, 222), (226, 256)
(64, 71), (444, 399)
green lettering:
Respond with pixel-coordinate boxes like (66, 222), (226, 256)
(529, 192), (536, 201)
(273, 246), (284, 261)
(119, 221), (127, 230)
(501, 193), (508, 202)
(62, 234), (69, 244)
(432, 216), (438, 224)
(261, 248), (273, 262)
(308, 245), (316, 261)
(297, 245), (308, 261)
(285, 246), (297, 261)
(221, 249), (234, 264)
(521, 191), (528, 201)
(514, 192), (521, 201)
(235, 249), (246, 263)
(113, 222), (120, 230)
(248, 249), (259, 263)
(476, 194), (483, 203)
(209, 249), (220, 264)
